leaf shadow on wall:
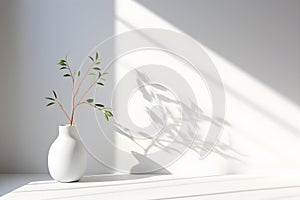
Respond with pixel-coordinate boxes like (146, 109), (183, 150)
(114, 70), (243, 174)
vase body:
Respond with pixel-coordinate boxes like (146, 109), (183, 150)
(48, 125), (86, 182)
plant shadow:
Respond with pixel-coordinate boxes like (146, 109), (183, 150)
(113, 69), (243, 173)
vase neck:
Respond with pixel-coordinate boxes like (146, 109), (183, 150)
(59, 125), (78, 139)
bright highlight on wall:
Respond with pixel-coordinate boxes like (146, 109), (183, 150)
(114, 0), (300, 175)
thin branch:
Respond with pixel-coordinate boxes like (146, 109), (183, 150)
(70, 78), (75, 125)
(73, 61), (95, 98)
(75, 75), (101, 108)
(52, 55), (105, 125)
(81, 102), (101, 109)
(65, 62), (74, 82)
(79, 101), (113, 112)
(66, 61), (75, 125)
(55, 99), (71, 121)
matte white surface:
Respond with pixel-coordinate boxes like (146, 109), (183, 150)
(48, 125), (86, 182)
(1, 174), (300, 200)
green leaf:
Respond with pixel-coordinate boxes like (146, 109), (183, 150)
(64, 74), (71, 77)
(58, 60), (66, 65)
(45, 97), (55, 101)
(96, 52), (99, 60)
(93, 67), (101, 71)
(95, 61), (101, 65)
(86, 99), (93, 103)
(104, 110), (113, 117)
(53, 90), (57, 99)
(98, 72), (101, 78)
(102, 72), (108, 75)
(104, 113), (109, 121)
(97, 82), (104, 86)
(106, 111), (113, 117)
(47, 102), (55, 107)
(99, 108), (113, 121)
(59, 66), (67, 70)
(77, 70), (81, 77)
(88, 73), (96, 76)
(95, 103), (104, 107)
(88, 56), (94, 62)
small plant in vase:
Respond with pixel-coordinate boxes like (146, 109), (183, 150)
(45, 52), (113, 124)
(46, 52), (113, 182)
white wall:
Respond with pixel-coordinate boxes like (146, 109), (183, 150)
(114, 0), (300, 175)
(0, 0), (115, 174)
(0, 0), (300, 175)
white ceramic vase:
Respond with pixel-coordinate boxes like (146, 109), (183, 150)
(48, 125), (86, 182)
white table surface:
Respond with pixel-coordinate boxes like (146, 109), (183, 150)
(1, 173), (300, 200)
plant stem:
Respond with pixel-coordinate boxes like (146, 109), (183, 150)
(70, 81), (75, 125)
(66, 62), (75, 125)
(73, 62), (95, 99)
(75, 75), (101, 109)
(55, 99), (71, 121)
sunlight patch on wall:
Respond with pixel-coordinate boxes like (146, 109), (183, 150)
(114, 0), (300, 175)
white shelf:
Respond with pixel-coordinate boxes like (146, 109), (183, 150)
(1, 173), (300, 200)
